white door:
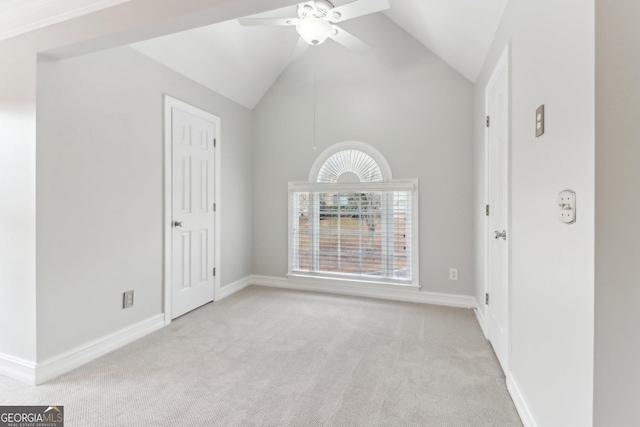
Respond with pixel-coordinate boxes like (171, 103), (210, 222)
(171, 107), (216, 319)
(486, 49), (509, 374)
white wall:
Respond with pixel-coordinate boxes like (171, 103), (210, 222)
(594, 1), (640, 425)
(0, 36), (37, 362)
(36, 46), (253, 361)
(473, 1), (594, 425)
(253, 14), (475, 296)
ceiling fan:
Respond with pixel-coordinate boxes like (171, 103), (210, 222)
(238, 0), (390, 59)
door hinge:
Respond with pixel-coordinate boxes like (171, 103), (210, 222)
(485, 292), (490, 305)
(486, 205), (490, 216)
(213, 138), (217, 147)
(486, 116), (490, 128)
(213, 203), (216, 212)
(213, 268), (216, 277)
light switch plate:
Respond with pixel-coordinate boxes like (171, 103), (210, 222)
(558, 190), (576, 224)
(536, 105), (545, 137)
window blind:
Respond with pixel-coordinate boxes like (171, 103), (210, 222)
(291, 190), (412, 282)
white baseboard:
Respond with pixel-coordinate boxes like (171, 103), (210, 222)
(217, 276), (252, 301)
(35, 314), (164, 385)
(507, 373), (538, 427)
(250, 275), (476, 309)
(474, 299), (487, 338)
(0, 352), (37, 385)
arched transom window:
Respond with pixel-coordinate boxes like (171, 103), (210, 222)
(316, 150), (383, 183)
(289, 142), (419, 287)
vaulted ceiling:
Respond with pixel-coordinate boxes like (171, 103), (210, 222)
(0, 0), (509, 110)
(385, 0), (509, 82)
(130, 0), (509, 109)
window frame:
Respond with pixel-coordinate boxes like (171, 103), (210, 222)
(287, 142), (420, 288)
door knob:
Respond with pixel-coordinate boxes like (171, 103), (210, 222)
(174, 221), (184, 228)
(494, 230), (506, 240)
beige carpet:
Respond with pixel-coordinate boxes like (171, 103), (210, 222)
(0, 286), (522, 426)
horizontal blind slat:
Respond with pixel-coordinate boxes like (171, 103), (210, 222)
(292, 190), (412, 282)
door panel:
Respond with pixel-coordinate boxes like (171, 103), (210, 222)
(487, 56), (509, 374)
(171, 108), (216, 319)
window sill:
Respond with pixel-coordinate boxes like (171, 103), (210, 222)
(287, 272), (421, 290)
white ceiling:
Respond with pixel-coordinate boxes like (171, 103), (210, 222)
(0, 0), (508, 109)
(384, 0), (509, 82)
(130, 1), (358, 110)
(131, 0), (509, 110)
(0, 0), (130, 41)
(131, 17), (299, 110)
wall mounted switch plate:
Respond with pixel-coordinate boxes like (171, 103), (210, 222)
(536, 105), (545, 137)
(558, 190), (576, 224)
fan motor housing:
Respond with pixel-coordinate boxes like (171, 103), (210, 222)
(298, 0), (335, 20)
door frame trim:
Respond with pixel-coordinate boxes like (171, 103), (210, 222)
(163, 95), (221, 325)
(484, 44), (511, 372)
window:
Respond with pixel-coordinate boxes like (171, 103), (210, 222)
(289, 142), (419, 287)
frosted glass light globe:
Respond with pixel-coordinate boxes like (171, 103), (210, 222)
(296, 17), (333, 45)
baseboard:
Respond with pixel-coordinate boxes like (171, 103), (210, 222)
(35, 314), (164, 385)
(0, 352), (37, 385)
(474, 299), (488, 338)
(507, 373), (538, 427)
(217, 276), (252, 301)
(250, 275), (476, 309)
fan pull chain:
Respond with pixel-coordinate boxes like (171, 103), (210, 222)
(313, 61), (317, 150)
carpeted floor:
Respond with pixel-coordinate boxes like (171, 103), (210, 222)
(0, 286), (522, 426)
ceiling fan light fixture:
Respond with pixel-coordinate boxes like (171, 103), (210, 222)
(296, 17), (333, 45)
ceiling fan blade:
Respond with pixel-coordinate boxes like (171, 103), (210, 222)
(329, 26), (369, 53)
(290, 36), (309, 61)
(328, 0), (390, 23)
(238, 18), (299, 26)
